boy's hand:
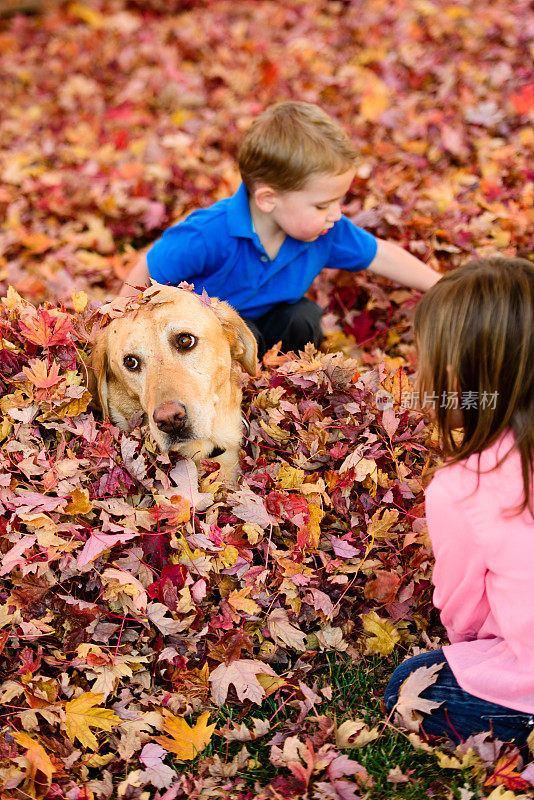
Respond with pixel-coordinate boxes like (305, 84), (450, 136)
(119, 252), (151, 298)
(367, 239), (440, 292)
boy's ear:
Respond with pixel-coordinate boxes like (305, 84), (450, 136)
(253, 184), (277, 213)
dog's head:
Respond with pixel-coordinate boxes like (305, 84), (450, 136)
(88, 286), (257, 453)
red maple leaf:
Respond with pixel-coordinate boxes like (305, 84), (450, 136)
(19, 310), (72, 348)
(485, 753), (530, 792)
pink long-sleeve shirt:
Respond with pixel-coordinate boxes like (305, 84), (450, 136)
(426, 431), (534, 713)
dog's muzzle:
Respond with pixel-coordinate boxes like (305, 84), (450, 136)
(153, 401), (188, 436)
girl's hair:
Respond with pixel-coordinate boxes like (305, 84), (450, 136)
(238, 101), (357, 193)
(414, 256), (534, 516)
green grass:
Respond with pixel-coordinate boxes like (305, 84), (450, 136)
(180, 652), (483, 798)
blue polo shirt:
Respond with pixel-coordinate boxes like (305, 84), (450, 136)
(147, 183), (378, 319)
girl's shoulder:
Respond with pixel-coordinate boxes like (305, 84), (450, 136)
(428, 431), (521, 501)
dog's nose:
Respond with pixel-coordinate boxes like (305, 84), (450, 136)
(153, 402), (187, 434)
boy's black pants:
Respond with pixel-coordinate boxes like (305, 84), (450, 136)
(243, 298), (323, 361)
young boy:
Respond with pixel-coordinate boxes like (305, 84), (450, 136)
(120, 101), (440, 358)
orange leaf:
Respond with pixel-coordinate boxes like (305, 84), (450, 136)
(485, 753), (530, 791)
(22, 359), (63, 389)
(155, 711), (215, 760)
(13, 731), (55, 798)
(19, 310), (72, 348)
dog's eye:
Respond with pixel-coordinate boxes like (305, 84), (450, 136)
(174, 333), (197, 351)
(123, 355), (141, 371)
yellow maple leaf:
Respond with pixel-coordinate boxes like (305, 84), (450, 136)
(155, 710), (215, 761)
(436, 748), (481, 771)
(53, 391), (92, 419)
(367, 508), (400, 541)
(335, 719), (379, 749)
(485, 788), (519, 800)
(242, 522), (264, 545)
(13, 731), (55, 798)
(228, 585), (261, 615)
(64, 692), (120, 750)
(361, 611), (401, 656)
(217, 544), (239, 568)
(63, 487), (93, 515)
(259, 419), (290, 442)
(2, 285), (26, 311)
(276, 464), (305, 489)
(256, 672), (287, 696)
(382, 368), (413, 407)
(305, 502), (323, 549)
(20, 232), (56, 254)
(68, 2), (106, 28)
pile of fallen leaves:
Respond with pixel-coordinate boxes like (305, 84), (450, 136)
(0, 284), (440, 797)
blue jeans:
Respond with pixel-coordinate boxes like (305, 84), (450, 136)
(384, 649), (534, 749)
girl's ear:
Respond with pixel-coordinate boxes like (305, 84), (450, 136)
(253, 184), (277, 213)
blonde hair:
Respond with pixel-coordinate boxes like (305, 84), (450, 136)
(238, 101), (357, 193)
(414, 257), (534, 516)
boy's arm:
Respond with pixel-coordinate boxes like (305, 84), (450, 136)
(119, 252), (151, 298)
(366, 238), (440, 292)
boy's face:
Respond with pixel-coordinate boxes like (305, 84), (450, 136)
(270, 168), (356, 242)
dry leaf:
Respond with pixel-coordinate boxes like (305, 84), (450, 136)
(155, 710), (215, 761)
(394, 662), (444, 731)
(209, 659), (278, 706)
(64, 692), (120, 750)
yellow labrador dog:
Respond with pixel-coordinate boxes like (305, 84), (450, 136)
(89, 285), (257, 481)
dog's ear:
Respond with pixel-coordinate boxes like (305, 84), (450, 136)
(88, 326), (111, 416)
(212, 300), (258, 377)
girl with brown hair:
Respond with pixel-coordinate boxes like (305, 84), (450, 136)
(384, 257), (534, 749)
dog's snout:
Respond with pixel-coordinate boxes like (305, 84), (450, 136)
(153, 402), (187, 433)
